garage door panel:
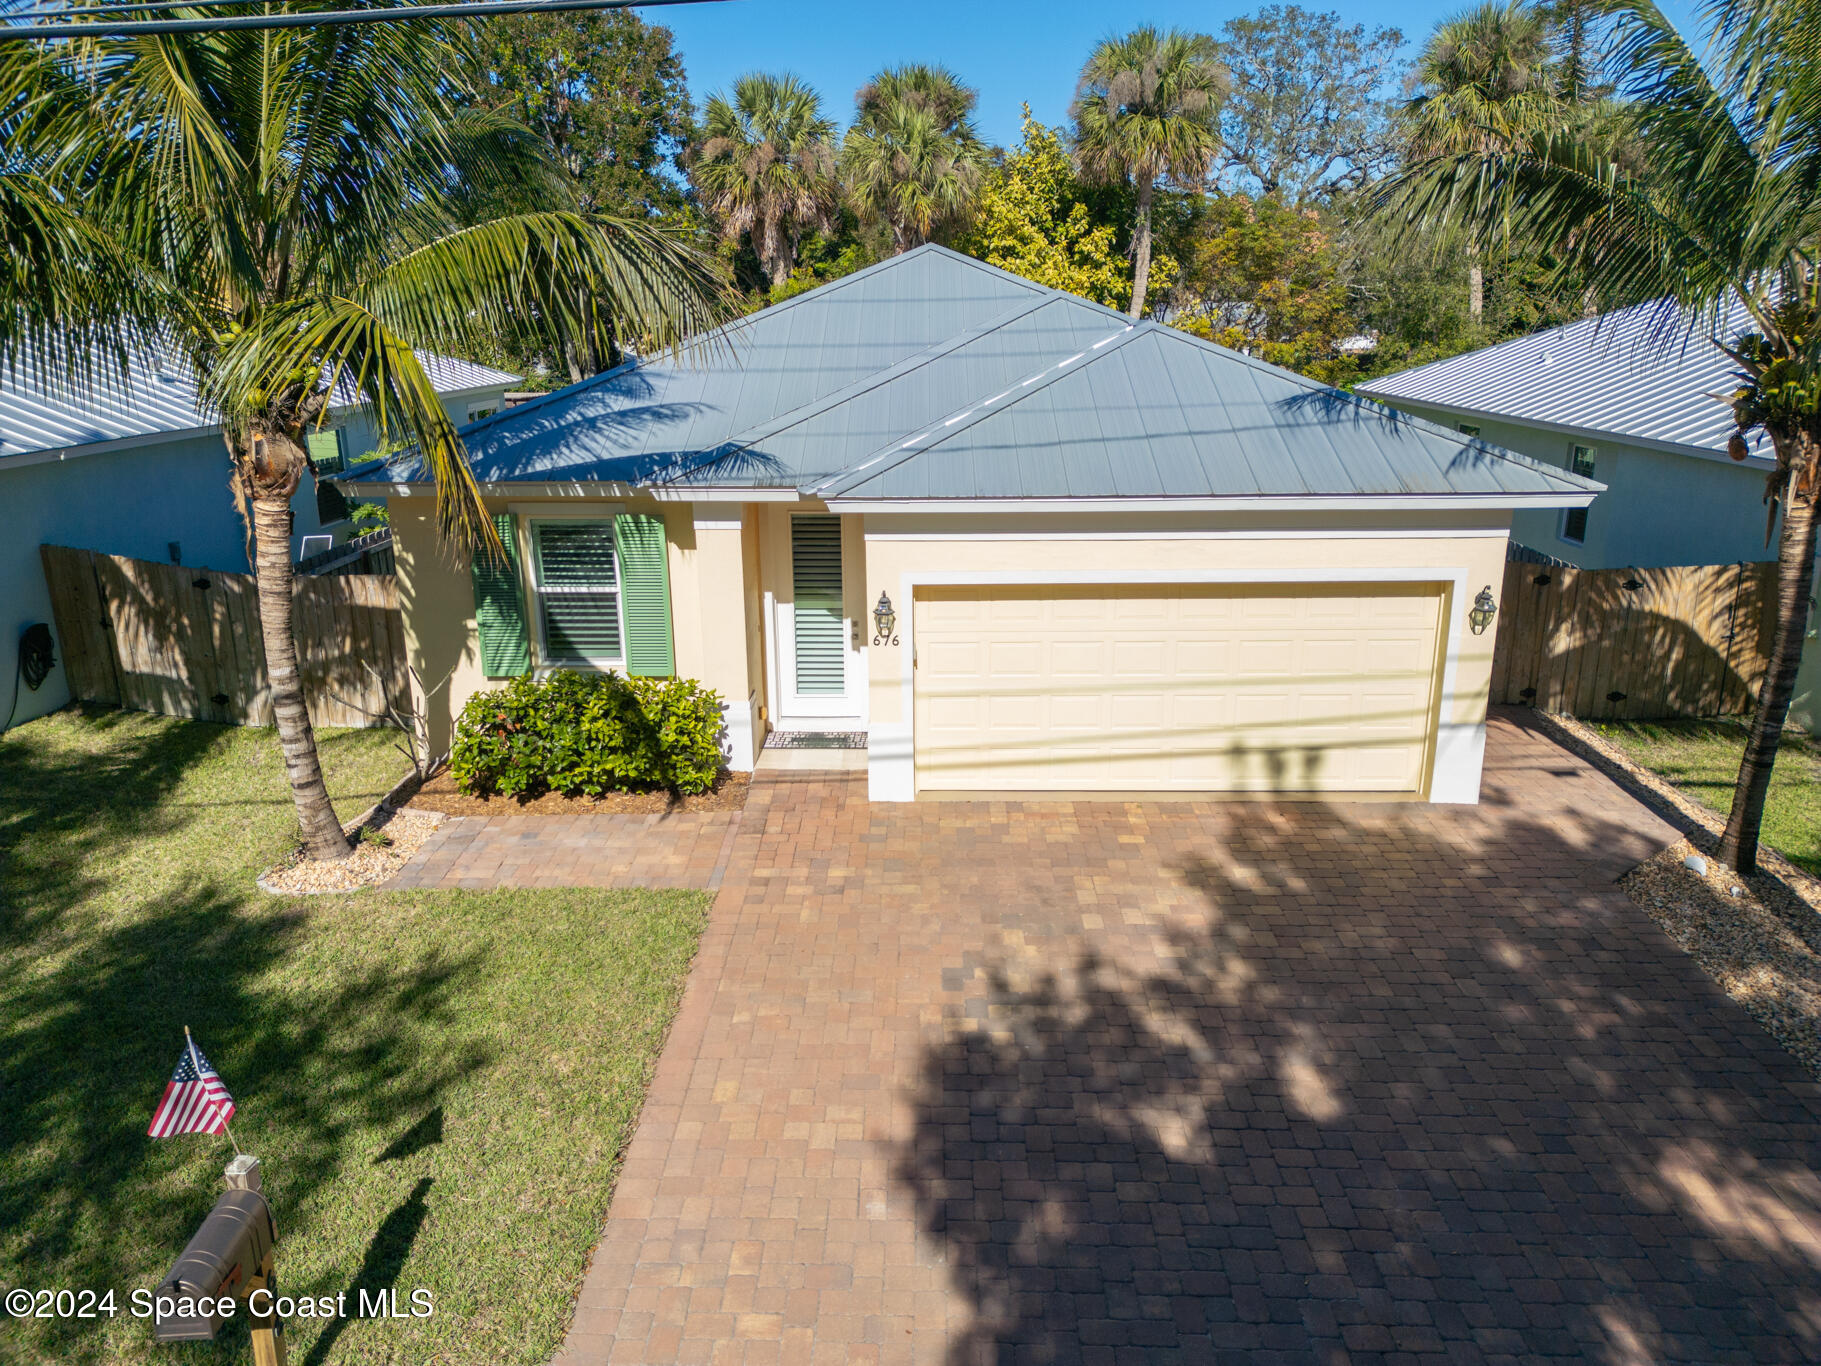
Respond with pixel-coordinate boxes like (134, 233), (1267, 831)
(914, 584), (1442, 795)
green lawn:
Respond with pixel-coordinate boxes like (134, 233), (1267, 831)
(0, 708), (709, 1365)
(1589, 717), (1821, 875)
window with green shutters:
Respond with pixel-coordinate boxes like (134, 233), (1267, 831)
(531, 520), (624, 666)
(469, 512), (673, 678)
(791, 514), (845, 695)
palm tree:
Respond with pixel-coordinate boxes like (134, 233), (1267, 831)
(689, 73), (839, 288)
(1405, 1), (1564, 318)
(1382, 0), (1821, 874)
(2, 21), (729, 861)
(1071, 27), (1226, 319)
(842, 65), (988, 252)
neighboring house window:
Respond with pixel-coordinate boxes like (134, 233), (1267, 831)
(306, 427), (345, 474)
(468, 403), (498, 422)
(530, 520), (624, 666)
(1561, 445), (1597, 544)
(1457, 423), (1480, 437)
(316, 478), (350, 527)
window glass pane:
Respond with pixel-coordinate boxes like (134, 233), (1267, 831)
(1562, 506), (1589, 543)
(1570, 445), (1596, 478)
(536, 522), (617, 587)
(1457, 423), (1480, 437)
(543, 594), (622, 661)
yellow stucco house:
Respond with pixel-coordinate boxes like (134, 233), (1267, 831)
(346, 247), (1600, 804)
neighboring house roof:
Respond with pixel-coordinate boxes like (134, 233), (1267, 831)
(368, 244), (1599, 509)
(0, 341), (519, 464)
(1357, 297), (1773, 464)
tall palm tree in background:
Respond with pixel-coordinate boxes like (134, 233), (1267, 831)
(1383, 0), (1821, 875)
(1071, 27), (1227, 320)
(1405, 0), (1564, 318)
(690, 73), (839, 288)
(841, 65), (988, 252)
(1, 19), (729, 862)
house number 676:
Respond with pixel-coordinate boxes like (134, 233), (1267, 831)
(871, 634), (899, 647)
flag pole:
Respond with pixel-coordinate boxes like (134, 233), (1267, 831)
(185, 1025), (243, 1158)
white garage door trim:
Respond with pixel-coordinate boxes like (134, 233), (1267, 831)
(867, 565), (1484, 806)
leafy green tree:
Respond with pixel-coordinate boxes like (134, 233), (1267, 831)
(1172, 195), (1355, 379)
(1, 21), (729, 860)
(958, 110), (1168, 312)
(689, 73), (839, 288)
(841, 65), (988, 252)
(473, 10), (693, 218)
(1072, 27), (1227, 318)
(1215, 6), (1406, 203)
(1382, 0), (1821, 874)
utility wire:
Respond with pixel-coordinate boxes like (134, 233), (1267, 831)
(0, 0), (722, 39)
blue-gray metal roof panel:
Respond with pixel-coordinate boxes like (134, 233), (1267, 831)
(410, 246), (1054, 486)
(826, 324), (1602, 501)
(0, 341), (517, 461)
(1358, 296), (1771, 460)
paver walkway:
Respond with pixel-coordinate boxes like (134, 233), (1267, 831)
(528, 711), (1821, 1365)
(385, 809), (744, 890)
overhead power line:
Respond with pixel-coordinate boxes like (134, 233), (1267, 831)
(0, 0), (724, 40)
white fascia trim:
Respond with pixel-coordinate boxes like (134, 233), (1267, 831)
(651, 486), (802, 502)
(1363, 393), (1777, 470)
(1, 423), (219, 470)
(864, 527), (1514, 542)
(831, 494), (1594, 514)
(871, 565), (1485, 808)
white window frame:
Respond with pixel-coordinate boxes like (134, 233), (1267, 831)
(1559, 444), (1596, 544)
(527, 517), (627, 671)
(467, 401), (499, 422)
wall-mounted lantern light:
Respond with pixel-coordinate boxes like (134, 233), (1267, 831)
(1469, 585), (1498, 635)
(872, 591), (897, 645)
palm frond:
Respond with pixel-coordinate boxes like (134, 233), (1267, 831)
(360, 211), (734, 364)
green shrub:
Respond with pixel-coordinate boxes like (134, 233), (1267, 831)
(451, 671), (726, 797)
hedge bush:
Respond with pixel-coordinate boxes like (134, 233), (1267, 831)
(451, 670), (726, 797)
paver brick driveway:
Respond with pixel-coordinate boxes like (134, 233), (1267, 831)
(561, 711), (1821, 1365)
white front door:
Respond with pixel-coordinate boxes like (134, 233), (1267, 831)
(777, 513), (863, 724)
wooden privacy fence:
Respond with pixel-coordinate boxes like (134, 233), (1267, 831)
(1489, 557), (1778, 720)
(41, 545), (408, 728)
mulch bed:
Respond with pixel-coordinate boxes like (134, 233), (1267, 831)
(406, 768), (750, 816)
(1532, 710), (1821, 1080)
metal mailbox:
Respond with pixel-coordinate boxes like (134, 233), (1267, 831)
(151, 1188), (276, 1342)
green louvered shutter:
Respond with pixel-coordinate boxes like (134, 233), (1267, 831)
(470, 513), (531, 677)
(790, 514), (845, 694)
(614, 514), (674, 677)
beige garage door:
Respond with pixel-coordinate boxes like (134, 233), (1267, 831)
(913, 583), (1445, 795)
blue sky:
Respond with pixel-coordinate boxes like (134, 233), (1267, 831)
(658, 0), (1709, 148)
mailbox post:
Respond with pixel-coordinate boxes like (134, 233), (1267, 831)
(151, 1159), (284, 1364)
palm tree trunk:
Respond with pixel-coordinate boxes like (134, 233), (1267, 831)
(1719, 432), (1820, 874)
(1129, 173), (1155, 320)
(246, 441), (352, 861)
(1469, 261), (1484, 320)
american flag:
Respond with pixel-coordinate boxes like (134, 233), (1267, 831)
(147, 1034), (236, 1138)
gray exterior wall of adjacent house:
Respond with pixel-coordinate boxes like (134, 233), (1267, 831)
(0, 383), (511, 732)
(1376, 397), (1819, 732)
